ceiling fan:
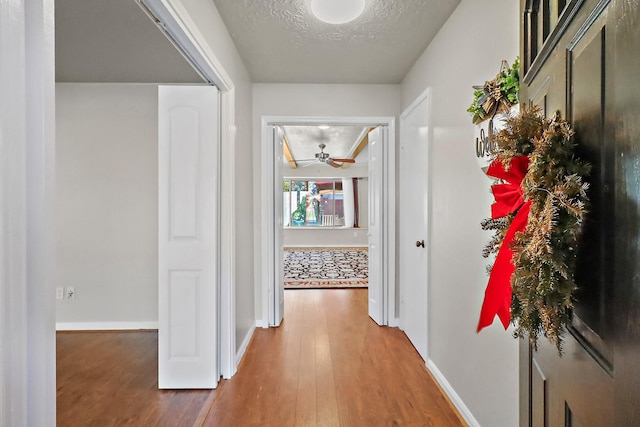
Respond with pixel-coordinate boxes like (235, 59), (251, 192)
(298, 143), (356, 168)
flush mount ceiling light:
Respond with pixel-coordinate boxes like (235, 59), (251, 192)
(310, 0), (366, 24)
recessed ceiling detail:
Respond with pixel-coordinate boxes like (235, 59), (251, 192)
(212, 0), (461, 84)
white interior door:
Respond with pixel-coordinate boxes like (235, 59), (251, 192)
(399, 92), (430, 361)
(368, 126), (385, 325)
(158, 85), (219, 389)
(272, 125), (285, 326)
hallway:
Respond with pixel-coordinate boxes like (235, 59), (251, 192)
(57, 289), (464, 426)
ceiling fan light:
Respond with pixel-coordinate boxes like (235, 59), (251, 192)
(310, 0), (365, 25)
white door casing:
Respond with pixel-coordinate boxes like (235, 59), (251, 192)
(271, 125), (285, 326)
(0, 0), (56, 424)
(368, 126), (385, 325)
(158, 85), (219, 389)
(399, 89), (431, 361)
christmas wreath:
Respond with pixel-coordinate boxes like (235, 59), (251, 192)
(477, 105), (590, 351)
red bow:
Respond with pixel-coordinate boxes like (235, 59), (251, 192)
(477, 156), (530, 332)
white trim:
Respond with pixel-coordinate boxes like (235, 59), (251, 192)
(384, 121), (396, 326)
(1, 4), (30, 424)
(27, 0), (57, 421)
(389, 317), (400, 328)
(427, 359), (480, 427)
(400, 88), (431, 120)
(255, 320), (270, 329)
(262, 116), (395, 126)
(260, 116), (396, 327)
(164, 0), (233, 89)
(260, 119), (275, 326)
(219, 89), (236, 378)
(56, 322), (159, 331)
(234, 324), (256, 371)
(140, 0), (233, 90)
(1, 1), (56, 425)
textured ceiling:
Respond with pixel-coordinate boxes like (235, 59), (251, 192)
(212, 0), (461, 84)
(55, 0), (202, 83)
(282, 125), (369, 168)
(55, 0), (461, 84)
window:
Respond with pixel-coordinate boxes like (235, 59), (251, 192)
(283, 178), (364, 228)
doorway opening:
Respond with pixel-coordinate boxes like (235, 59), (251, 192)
(280, 143), (370, 290)
(260, 116), (396, 329)
(55, 0), (238, 394)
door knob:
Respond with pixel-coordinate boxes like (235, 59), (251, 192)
(416, 240), (425, 248)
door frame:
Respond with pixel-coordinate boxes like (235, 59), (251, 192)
(259, 115), (397, 327)
(1, 0), (56, 424)
(399, 88), (432, 362)
(136, 0), (237, 378)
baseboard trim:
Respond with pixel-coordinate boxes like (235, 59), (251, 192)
(56, 321), (158, 331)
(389, 317), (400, 328)
(255, 319), (269, 328)
(427, 359), (480, 427)
(235, 324), (256, 369)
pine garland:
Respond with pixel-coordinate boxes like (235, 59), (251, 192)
(482, 105), (590, 350)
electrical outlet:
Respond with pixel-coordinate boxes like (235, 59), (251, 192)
(56, 287), (64, 300)
(66, 286), (75, 300)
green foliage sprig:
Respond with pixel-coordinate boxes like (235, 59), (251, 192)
(468, 57), (520, 124)
(482, 105), (590, 351)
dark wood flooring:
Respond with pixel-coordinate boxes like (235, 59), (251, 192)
(57, 289), (465, 427)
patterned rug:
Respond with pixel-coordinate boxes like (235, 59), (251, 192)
(284, 247), (368, 289)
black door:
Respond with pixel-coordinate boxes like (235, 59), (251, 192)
(519, 0), (640, 425)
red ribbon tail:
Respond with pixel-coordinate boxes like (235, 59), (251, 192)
(477, 201), (531, 333)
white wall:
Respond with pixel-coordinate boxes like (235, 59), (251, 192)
(56, 83), (159, 327)
(252, 83), (401, 323)
(400, 0), (519, 426)
(175, 0), (255, 353)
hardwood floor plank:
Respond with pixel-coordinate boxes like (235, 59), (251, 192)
(314, 292), (339, 427)
(295, 291), (318, 426)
